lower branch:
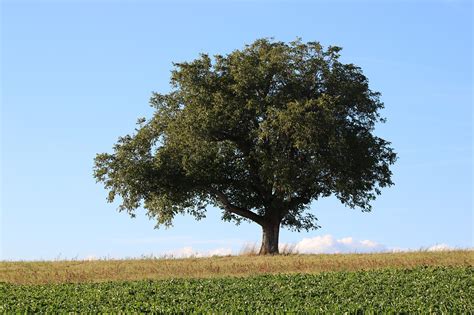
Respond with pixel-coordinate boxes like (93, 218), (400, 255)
(209, 188), (264, 225)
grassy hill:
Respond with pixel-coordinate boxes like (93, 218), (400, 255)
(1, 250), (471, 284)
(1, 250), (472, 312)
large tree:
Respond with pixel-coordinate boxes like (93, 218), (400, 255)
(94, 39), (396, 255)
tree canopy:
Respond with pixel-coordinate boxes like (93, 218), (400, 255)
(94, 38), (396, 254)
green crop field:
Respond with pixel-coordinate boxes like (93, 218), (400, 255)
(1, 266), (472, 313)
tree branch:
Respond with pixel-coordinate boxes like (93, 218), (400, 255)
(210, 130), (272, 204)
(209, 187), (264, 225)
(287, 196), (311, 210)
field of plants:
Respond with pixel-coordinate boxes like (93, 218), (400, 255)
(1, 266), (472, 312)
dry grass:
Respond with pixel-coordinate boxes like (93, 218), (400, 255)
(1, 250), (472, 285)
(238, 243), (298, 255)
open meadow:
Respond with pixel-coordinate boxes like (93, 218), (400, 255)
(1, 250), (473, 312)
(1, 250), (472, 285)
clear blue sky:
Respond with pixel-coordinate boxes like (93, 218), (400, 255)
(1, 0), (472, 260)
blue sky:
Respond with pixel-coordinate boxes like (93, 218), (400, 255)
(1, 0), (472, 260)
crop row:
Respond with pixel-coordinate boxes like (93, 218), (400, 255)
(1, 266), (472, 312)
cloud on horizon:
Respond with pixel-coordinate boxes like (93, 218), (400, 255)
(292, 235), (386, 254)
(427, 243), (454, 251)
(163, 246), (232, 258)
(157, 235), (385, 258)
(89, 235), (461, 260)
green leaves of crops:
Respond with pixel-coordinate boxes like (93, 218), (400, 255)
(1, 267), (472, 312)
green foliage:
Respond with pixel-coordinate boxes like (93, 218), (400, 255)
(93, 38), (396, 234)
(2, 267), (472, 312)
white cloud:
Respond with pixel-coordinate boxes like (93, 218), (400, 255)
(84, 255), (98, 261)
(390, 247), (409, 253)
(294, 234), (386, 254)
(120, 235), (460, 259)
(165, 246), (196, 258)
(207, 247), (233, 256)
(163, 246), (232, 258)
(427, 243), (453, 251)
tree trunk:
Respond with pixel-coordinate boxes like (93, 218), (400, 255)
(259, 221), (280, 255)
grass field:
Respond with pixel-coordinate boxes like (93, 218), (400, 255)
(0, 250), (472, 285)
(1, 250), (472, 312)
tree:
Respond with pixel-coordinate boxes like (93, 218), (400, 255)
(93, 39), (396, 255)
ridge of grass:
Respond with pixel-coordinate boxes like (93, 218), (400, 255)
(1, 250), (472, 285)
